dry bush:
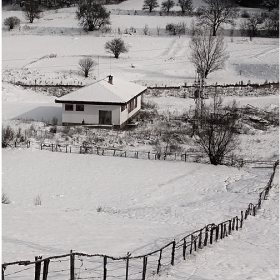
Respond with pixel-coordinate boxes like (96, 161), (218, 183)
(34, 194), (42, 206)
(2, 193), (11, 204)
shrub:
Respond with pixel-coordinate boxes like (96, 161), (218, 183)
(241, 10), (250, 18)
(34, 194), (42, 206)
(52, 116), (58, 126)
(4, 16), (20, 30)
(2, 193), (11, 204)
(2, 125), (14, 148)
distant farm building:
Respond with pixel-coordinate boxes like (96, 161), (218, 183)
(55, 76), (147, 129)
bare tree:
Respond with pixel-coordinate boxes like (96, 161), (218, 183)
(78, 57), (97, 77)
(239, 13), (263, 40)
(104, 38), (129, 59)
(194, 94), (239, 165)
(263, 10), (279, 37)
(261, 0), (279, 11)
(161, 0), (175, 14)
(178, 0), (193, 15)
(4, 16), (20, 30)
(22, 1), (43, 23)
(197, 0), (239, 36)
(76, 0), (110, 31)
(142, 0), (159, 13)
(189, 27), (229, 79)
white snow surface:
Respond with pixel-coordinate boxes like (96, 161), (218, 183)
(1, 1), (279, 279)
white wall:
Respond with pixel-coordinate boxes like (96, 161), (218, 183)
(62, 104), (120, 125)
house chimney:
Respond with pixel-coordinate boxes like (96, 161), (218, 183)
(108, 75), (113, 85)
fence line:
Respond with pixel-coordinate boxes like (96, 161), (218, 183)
(40, 142), (275, 168)
(2, 160), (278, 280)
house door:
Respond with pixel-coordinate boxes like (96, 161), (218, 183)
(99, 110), (112, 125)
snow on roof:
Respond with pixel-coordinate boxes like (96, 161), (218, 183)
(56, 76), (147, 104)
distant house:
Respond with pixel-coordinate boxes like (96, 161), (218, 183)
(55, 75), (147, 129)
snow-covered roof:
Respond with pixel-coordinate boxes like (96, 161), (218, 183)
(55, 76), (147, 105)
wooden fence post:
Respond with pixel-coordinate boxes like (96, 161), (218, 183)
(223, 224), (227, 238)
(66, 145), (68, 153)
(35, 256), (42, 280)
(240, 211), (243, 228)
(183, 238), (187, 260)
(215, 225), (219, 242)
(148, 152), (150, 159)
(42, 259), (50, 280)
(210, 228), (213, 244)
(2, 266), (5, 280)
(236, 216), (239, 230)
(171, 240), (175, 265)
(204, 229), (208, 246)
(157, 250), (162, 274)
(220, 224), (223, 239)
(142, 256), (147, 280)
(190, 236), (193, 255)
(70, 250), (75, 280)
(103, 256), (107, 280)
(198, 230), (202, 249)
(125, 256), (129, 280)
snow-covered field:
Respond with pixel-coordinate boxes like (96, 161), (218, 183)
(2, 0), (279, 279)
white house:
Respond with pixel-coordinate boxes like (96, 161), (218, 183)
(55, 75), (147, 128)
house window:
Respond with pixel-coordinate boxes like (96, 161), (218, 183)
(65, 104), (73, 111)
(76, 104), (84, 111)
(121, 105), (126, 112)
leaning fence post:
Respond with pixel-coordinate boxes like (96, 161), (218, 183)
(220, 223), (223, 239)
(171, 240), (175, 265)
(157, 250), (162, 274)
(70, 250), (75, 280)
(240, 211), (243, 228)
(103, 256), (107, 280)
(35, 256), (42, 280)
(142, 256), (147, 280)
(42, 259), (50, 280)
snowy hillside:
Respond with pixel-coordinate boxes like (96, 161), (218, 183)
(2, 0), (279, 279)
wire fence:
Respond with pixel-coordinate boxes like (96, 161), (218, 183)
(2, 160), (278, 280)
